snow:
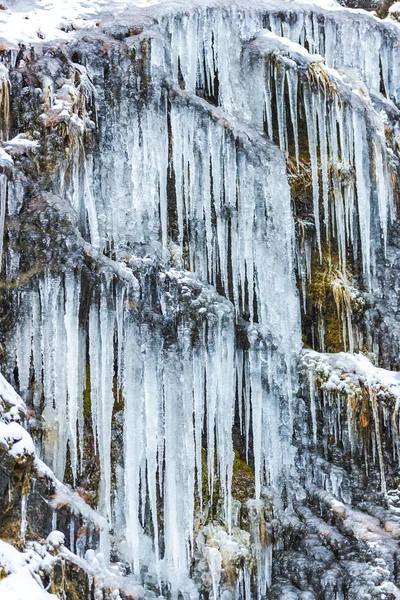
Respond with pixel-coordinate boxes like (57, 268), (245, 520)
(4, 134), (39, 151)
(389, 2), (400, 16)
(249, 30), (324, 65)
(0, 572), (58, 600)
(0, 533), (144, 600)
(0, 370), (110, 555)
(302, 350), (400, 494)
(0, 372), (35, 458)
(46, 531), (65, 548)
(0, 0), (395, 47)
(0, 148), (12, 166)
(0, 420), (35, 457)
(0, 540), (31, 572)
(302, 349), (400, 404)
(0, 540), (57, 600)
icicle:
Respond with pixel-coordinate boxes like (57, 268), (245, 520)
(98, 281), (115, 525)
(64, 270), (81, 482)
(309, 369), (318, 446)
(368, 386), (386, 495)
(163, 343), (195, 591)
(81, 147), (100, 248)
(236, 349), (244, 435)
(0, 174), (7, 271)
(15, 292), (32, 397)
(170, 106), (185, 248)
(122, 318), (144, 576)
(247, 500), (272, 599)
(20, 494), (27, 542)
(70, 517), (75, 553)
(316, 88), (329, 237)
(304, 88), (321, 256)
(215, 317), (235, 531)
(193, 349), (205, 513)
(31, 291), (42, 413)
(206, 328), (217, 505)
(286, 71), (299, 168)
(264, 62), (274, 140)
(373, 140), (390, 255)
(353, 112), (371, 283)
(249, 340), (262, 501)
(143, 325), (161, 565)
(205, 546), (222, 600)
(274, 64), (287, 155)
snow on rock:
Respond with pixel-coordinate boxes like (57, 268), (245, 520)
(0, 372), (135, 598)
(0, 147), (13, 167)
(389, 2), (400, 19)
(302, 350), (400, 494)
(302, 349), (400, 403)
(0, 371), (26, 416)
(0, 539), (31, 572)
(249, 30), (325, 66)
(46, 478), (110, 557)
(0, 572), (58, 600)
(0, 540), (57, 600)
(0, 420), (35, 457)
(45, 531), (65, 549)
(0, 371), (110, 553)
(309, 486), (400, 569)
(0, 372), (34, 458)
(0, 534), (142, 600)
(4, 133), (40, 154)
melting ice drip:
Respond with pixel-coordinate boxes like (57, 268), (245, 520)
(2, 1), (399, 597)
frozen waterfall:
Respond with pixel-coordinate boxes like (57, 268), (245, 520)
(0, 0), (399, 598)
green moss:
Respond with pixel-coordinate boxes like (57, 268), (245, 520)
(193, 448), (256, 534)
(306, 247), (356, 353)
(83, 367), (91, 422)
(51, 559), (91, 599)
(112, 377), (124, 414)
(0, 518), (24, 547)
(232, 451), (255, 504)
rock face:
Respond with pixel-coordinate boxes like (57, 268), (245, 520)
(0, 0), (400, 598)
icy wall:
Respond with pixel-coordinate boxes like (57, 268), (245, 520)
(0, 0), (400, 599)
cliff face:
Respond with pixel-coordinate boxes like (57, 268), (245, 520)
(0, 1), (400, 599)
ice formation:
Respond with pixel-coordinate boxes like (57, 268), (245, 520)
(0, 0), (399, 598)
(0, 371), (146, 598)
(302, 350), (400, 495)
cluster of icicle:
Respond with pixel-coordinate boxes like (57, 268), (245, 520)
(55, 0), (399, 362)
(302, 350), (400, 496)
(151, 2), (399, 278)
(7, 259), (296, 596)
(1, 1), (400, 598)
(149, 1), (399, 361)
(8, 268), (233, 591)
(0, 63), (10, 271)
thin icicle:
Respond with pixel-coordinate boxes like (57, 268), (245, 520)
(304, 88), (321, 256)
